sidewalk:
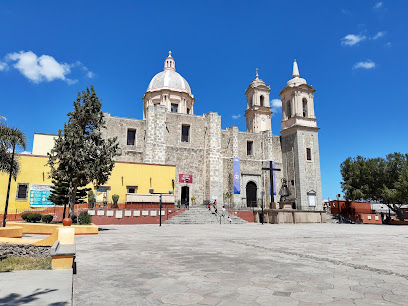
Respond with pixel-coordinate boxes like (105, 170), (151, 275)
(0, 270), (72, 305)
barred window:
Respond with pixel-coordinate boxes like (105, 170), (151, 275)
(16, 183), (29, 200)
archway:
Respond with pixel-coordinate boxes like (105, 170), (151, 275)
(246, 181), (257, 207)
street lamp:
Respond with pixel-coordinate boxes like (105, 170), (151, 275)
(261, 191), (265, 225)
(149, 189), (173, 227)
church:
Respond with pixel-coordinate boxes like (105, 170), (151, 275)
(102, 52), (323, 211)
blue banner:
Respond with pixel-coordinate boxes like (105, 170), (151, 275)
(233, 158), (240, 194)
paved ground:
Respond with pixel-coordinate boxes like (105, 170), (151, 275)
(73, 223), (408, 305)
(0, 269), (72, 305)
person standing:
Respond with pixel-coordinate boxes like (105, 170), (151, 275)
(222, 206), (226, 218)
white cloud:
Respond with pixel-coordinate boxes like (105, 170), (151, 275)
(353, 61), (376, 69)
(6, 51), (75, 84)
(341, 34), (367, 46)
(86, 71), (95, 78)
(271, 99), (282, 114)
(385, 42), (392, 47)
(372, 31), (385, 40)
(0, 62), (7, 71)
(20, 151), (32, 155)
(374, 2), (383, 9)
(232, 114), (241, 119)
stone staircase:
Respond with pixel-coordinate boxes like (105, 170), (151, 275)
(165, 207), (247, 224)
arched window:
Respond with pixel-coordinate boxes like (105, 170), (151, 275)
(287, 101), (291, 119)
(248, 97), (252, 107)
(302, 98), (308, 117)
(260, 95), (264, 107)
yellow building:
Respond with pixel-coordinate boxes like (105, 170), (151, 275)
(0, 154), (176, 213)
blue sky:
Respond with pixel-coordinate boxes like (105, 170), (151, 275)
(0, 1), (407, 200)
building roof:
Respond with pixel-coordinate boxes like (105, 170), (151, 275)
(146, 52), (192, 94)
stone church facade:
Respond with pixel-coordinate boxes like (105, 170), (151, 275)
(102, 52), (323, 211)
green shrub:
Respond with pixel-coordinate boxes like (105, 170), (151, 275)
(71, 215), (77, 223)
(41, 215), (53, 223)
(29, 213), (42, 223)
(78, 212), (92, 225)
(21, 213), (32, 222)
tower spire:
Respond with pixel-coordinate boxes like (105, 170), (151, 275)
(292, 59), (300, 78)
(256, 68), (259, 79)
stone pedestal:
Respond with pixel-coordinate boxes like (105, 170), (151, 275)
(279, 201), (293, 210)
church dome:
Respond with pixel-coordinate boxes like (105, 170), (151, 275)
(146, 52), (192, 95)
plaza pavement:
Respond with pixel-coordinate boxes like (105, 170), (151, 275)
(73, 223), (408, 305)
(0, 269), (72, 305)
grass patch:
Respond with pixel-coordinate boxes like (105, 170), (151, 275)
(0, 257), (51, 272)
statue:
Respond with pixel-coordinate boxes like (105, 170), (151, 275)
(279, 178), (290, 202)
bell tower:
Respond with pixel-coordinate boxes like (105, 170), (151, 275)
(279, 60), (322, 211)
(245, 69), (272, 133)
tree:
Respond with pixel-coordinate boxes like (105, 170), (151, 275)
(0, 125), (26, 227)
(48, 86), (119, 218)
(340, 153), (408, 220)
(48, 180), (90, 219)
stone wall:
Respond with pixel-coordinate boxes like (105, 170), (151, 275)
(0, 244), (50, 260)
(103, 113), (145, 163)
(165, 112), (207, 204)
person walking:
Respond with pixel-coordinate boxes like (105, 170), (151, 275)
(222, 206), (226, 218)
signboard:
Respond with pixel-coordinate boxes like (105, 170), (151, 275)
(233, 158), (241, 194)
(179, 174), (193, 183)
(29, 184), (53, 207)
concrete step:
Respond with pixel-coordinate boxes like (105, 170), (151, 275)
(165, 208), (247, 225)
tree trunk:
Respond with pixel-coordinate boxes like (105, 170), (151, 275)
(2, 144), (15, 227)
(68, 183), (78, 219)
(63, 203), (67, 219)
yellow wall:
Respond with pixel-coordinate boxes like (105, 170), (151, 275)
(0, 154), (175, 213)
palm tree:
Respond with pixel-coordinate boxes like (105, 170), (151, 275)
(0, 124), (26, 227)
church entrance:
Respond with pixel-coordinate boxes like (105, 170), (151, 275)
(181, 186), (189, 208)
(246, 181), (257, 207)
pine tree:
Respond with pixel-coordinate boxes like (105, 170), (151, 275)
(48, 86), (119, 218)
(48, 180), (90, 219)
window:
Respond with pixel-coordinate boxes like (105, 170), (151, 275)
(306, 148), (312, 161)
(247, 141), (253, 155)
(260, 95), (264, 107)
(127, 129), (136, 145)
(302, 98), (308, 117)
(16, 183), (28, 200)
(307, 190), (316, 207)
(181, 125), (190, 142)
(127, 186), (138, 194)
(171, 103), (178, 113)
(287, 101), (291, 119)
(187, 108), (190, 114)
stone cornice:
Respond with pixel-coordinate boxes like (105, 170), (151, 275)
(279, 83), (315, 96)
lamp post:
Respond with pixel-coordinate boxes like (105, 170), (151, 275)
(149, 189), (173, 227)
(261, 191), (265, 225)
(185, 177), (190, 210)
(336, 193), (341, 223)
